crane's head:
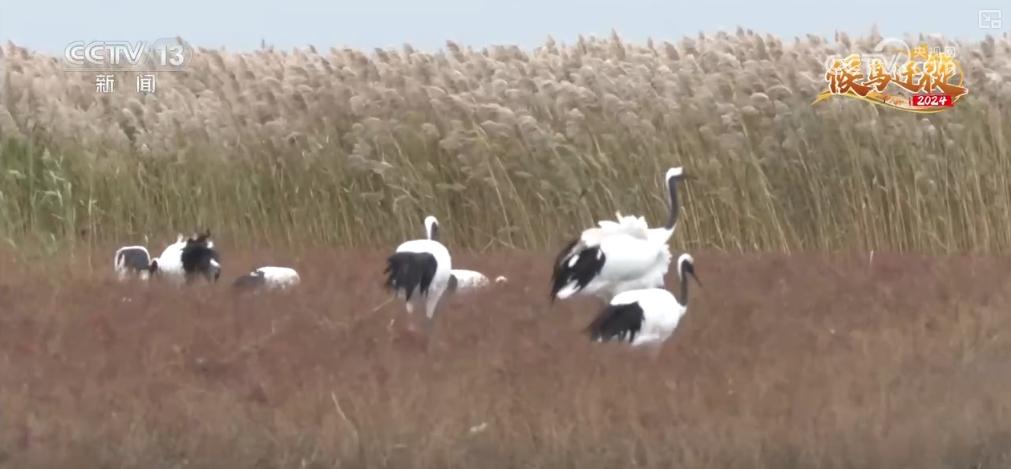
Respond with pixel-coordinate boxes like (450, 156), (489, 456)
(424, 215), (440, 241)
(666, 166), (684, 182)
(677, 253), (700, 286)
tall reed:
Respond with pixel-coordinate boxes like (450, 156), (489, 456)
(1, 30), (1009, 253)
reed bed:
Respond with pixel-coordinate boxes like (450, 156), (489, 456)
(1, 29), (1010, 252)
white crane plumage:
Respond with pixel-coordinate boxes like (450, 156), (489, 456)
(254, 266), (300, 288)
(585, 253), (699, 352)
(551, 166), (685, 302)
(233, 266), (300, 292)
(384, 216), (453, 327)
(446, 269), (509, 295)
(150, 231), (221, 284)
(149, 234), (187, 283)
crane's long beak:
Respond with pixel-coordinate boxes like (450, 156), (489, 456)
(689, 270), (702, 287)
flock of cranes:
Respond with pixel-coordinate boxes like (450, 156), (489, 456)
(384, 165), (697, 351)
(113, 165), (694, 351)
(113, 231), (299, 291)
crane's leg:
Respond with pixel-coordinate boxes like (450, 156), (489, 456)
(388, 296), (412, 335)
(401, 296), (426, 335)
(424, 291), (442, 322)
(391, 296), (430, 352)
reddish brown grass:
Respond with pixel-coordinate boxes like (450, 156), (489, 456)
(0, 248), (1009, 468)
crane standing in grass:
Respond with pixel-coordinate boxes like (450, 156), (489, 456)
(585, 253), (700, 357)
(551, 166), (686, 303)
(384, 216), (453, 334)
(149, 231), (221, 285)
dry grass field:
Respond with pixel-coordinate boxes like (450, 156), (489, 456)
(0, 247), (1009, 468)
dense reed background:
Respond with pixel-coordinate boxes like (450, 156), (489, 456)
(1, 30), (1011, 252)
(1, 30), (1010, 252)
(1, 248), (1010, 468)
